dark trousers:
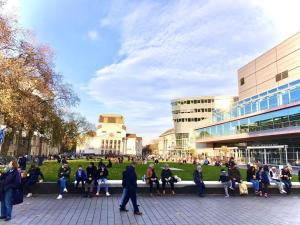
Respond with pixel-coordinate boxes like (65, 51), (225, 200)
(262, 183), (269, 195)
(1, 189), (13, 219)
(24, 182), (35, 194)
(75, 178), (85, 192)
(120, 188), (139, 213)
(162, 180), (174, 191)
(149, 179), (159, 193)
(231, 179), (241, 189)
(196, 182), (205, 196)
(282, 180), (292, 194)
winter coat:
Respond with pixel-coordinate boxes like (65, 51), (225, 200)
(161, 169), (173, 181)
(86, 166), (97, 183)
(219, 171), (230, 183)
(246, 167), (256, 182)
(97, 166), (108, 179)
(193, 170), (203, 184)
(281, 169), (292, 181)
(1, 169), (21, 192)
(75, 169), (87, 181)
(229, 168), (241, 181)
(58, 167), (71, 179)
(26, 167), (44, 185)
(124, 166), (137, 190)
(261, 171), (271, 185)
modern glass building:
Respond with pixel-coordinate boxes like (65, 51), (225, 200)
(195, 32), (300, 165)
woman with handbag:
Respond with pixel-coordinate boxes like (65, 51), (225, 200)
(0, 160), (21, 221)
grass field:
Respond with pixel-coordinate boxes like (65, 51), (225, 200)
(40, 159), (244, 182)
(39, 160), (298, 182)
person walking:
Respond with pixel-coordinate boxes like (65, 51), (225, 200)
(24, 164), (44, 198)
(119, 164), (142, 215)
(96, 162), (110, 196)
(0, 160), (22, 221)
(193, 165), (205, 197)
(161, 164), (175, 195)
(85, 162), (97, 198)
(57, 163), (71, 199)
(146, 164), (160, 195)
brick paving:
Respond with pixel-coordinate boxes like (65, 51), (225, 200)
(1, 194), (300, 225)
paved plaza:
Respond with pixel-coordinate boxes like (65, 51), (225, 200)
(1, 194), (300, 225)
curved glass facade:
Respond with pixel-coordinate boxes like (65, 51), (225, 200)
(197, 105), (300, 139)
(213, 79), (300, 122)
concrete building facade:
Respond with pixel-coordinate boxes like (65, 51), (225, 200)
(196, 32), (300, 165)
(158, 128), (175, 158)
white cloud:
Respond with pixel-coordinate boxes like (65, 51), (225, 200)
(87, 30), (100, 41)
(86, 0), (300, 144)
(1, 0), (21, 18)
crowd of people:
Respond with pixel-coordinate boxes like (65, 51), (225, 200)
(0, 155), (298, 221)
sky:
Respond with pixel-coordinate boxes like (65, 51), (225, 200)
(2, 0), (300, 144)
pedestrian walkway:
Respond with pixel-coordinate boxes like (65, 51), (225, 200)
(2, 195), (300, 225)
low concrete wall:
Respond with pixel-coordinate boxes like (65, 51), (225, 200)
(30, 181), (300, 195)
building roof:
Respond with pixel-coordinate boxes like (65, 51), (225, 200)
(126, 133), (137, 138)
(159, 128), (175, 137)
(99, 114), (124, 124)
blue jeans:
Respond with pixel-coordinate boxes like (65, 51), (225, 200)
(1, 188), (13, 219)
(250, 179), (260, 192)
(97, 178), (108, 193)
(282, 180), (292, 194)
(59, 177), (67, 194)
(119, 188), (127, 205)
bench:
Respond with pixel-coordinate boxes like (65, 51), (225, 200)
(30, 181), (300, 195)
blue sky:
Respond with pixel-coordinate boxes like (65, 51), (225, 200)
(3, 0), (300, 143)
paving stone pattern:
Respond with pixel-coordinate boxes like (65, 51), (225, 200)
(1, 194), (300, 225)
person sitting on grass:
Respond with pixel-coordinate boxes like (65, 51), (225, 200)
(193, 165), (205, 197)
(146, 164), (160, 195)
(219, 169), (231, 197)
(24, 164), (44, 198)
(74, 165), (87, 193)
(96, 162), (110, 196)
(246, 165), (260, 194)
(57, 163), (71, 200)
(270, 167), (286, 194)
(85, 162), (97, 198)
(161, 164), (175, 195)
(228, 165), (241, 190)
(281, 166), (292, 195)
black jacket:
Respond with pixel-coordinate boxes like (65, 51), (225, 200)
(86, 166), (97, 183)
(58, 167), (71, 179)
(97, 166), (108, 179)
(281, 169), (292, 181)
(246, 167), (256, 182)
(161, 169), (173, 181)
(1, 168), (21, 191)
(124, 166), (137, 190)
(193, 170), (203, 184)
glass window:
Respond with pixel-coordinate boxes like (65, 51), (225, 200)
(245, 103), (251, 114)
(230, 121), (238, 135)
(251, 95), (258, 100)
(289, 79), (300, 87)
(251, 101), (257, 113)
(290, 87), (300, 103)
(259, 98), (268, 111)
(268, 94), (278, 108)
(223, 122), (230, 135)
(278, 84), (288, 90)
(259, 91), (268, 97)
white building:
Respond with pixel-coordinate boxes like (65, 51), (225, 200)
(171, 96), (237, 158)
(77, 114), (143, 156)
(158, 128), (175, 158)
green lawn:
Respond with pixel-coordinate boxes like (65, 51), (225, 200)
(39, 160), (298, 182)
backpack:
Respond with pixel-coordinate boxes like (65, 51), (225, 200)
(239, 182), (248, 195)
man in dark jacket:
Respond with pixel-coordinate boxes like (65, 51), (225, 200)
(85, 162), (97, 197)
(0, 160), (21, 221)
(161, 164), (175, 194)
(18, 156), (27, 171)
(120, 164), (142, 215)
(228, 165), (241, 190)
(75, 165), (87, 193)
(24, 164), (44, 198)
(57, 163), (71, 199)
(96, 162), (110, 196)
(193, 165), (205, 197)
(119, 166), (129, 207)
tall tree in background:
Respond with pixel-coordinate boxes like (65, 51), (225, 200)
(0, 3), (86, 155)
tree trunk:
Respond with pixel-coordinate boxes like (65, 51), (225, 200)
(26, 130), (33, 155)
(38, 136), (43, 156)
(0, 128), (15, 156)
